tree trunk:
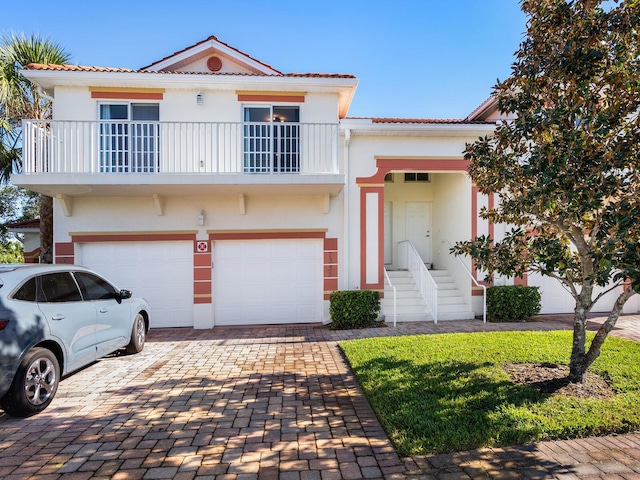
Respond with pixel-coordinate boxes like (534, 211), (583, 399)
(39, 194), (53, 263)
(568, 287), (635, 383)
(568, 301), (589, 383)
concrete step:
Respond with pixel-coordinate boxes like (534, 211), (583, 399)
(381, 298), (428, 308)
(433, 275), (455, 284)
(384, 312), (431, 323)
(383, 289), (422, 299)
(438, 295), (467, 305)
(383, 268), (477, 322)
(383, 309), (476, 323)
(438, 289), (462, 298)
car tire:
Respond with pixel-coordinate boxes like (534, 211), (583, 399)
(0, 347), (60, 417)
(125, 313), (146, 354)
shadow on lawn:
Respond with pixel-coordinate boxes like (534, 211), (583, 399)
(350, 356), (550, 456)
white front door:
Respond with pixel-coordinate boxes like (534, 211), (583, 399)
(405, 202), (432, 264)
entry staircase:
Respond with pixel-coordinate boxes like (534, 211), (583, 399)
(382, 269), (476, 322)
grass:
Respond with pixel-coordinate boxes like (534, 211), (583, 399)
(339, 330), (640, 456)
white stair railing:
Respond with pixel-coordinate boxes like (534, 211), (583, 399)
(383, 268), (397, 327)
(442, 240), (487, 323)
(398, 241), (439, 323)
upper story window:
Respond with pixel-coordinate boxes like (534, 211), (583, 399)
(243, 106), (300, 173)
(99, 103), (159, 173)
(404, 172), (430, 183)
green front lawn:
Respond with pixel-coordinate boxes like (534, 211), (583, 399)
(340, 331), (640, 456)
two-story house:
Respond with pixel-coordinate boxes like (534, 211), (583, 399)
(14, 35), (638, 328)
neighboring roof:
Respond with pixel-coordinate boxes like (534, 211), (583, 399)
(6, 218), (40, 231)
(466, 96), (499, 122)
(369, 117), (494, 125)
(140, 35), (282, 74)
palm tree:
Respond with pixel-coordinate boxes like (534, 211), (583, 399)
(0, 33), (71, 263)
(0, 119), (21, 182)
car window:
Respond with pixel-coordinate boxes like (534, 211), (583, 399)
(39, 272), (83, 303)
(74, 272), (118, 301)
(12, 277), (37, 302)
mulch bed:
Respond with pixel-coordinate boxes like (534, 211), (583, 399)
(502, 363), (615, 399)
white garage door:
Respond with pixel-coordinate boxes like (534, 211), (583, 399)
(528, 272), (622, 314)
(77, 241), (193, 328)
(213, 239), (323, 325)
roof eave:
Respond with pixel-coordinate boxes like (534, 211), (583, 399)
(21, 69), (359, 94)
(466, 96), (499, 121)
(141, 36), (282, 75)
(339, 119), (496, 137)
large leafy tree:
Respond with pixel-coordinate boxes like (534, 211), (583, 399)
(0, 184), (38, 263)
(453, 0), (640, 383)
(0, 33), (71, 263)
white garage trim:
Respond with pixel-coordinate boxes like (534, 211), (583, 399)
(213, 238), (323, 325)
(77, 241), (194, 328)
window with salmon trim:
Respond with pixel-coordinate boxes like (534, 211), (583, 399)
(243, 106), (300, 173)
(99, 103), (160, 173)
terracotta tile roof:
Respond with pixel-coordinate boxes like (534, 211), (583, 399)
(286, 73), (357, 79)
(6, 218), (40, 229)
(25, 63), (356, 79)
(365, 117), (494, 125)
(140, 35), (283, 74)
(25, 63), (135, 73)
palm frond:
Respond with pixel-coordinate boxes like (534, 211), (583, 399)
(0, 32), (71, 120)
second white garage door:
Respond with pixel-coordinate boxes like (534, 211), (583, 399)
(77, 241), (194, 328)
(213, 239), (323, 325)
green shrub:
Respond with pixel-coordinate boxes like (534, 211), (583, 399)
(487, 285), (541, 321)
(329, 290), (381, 329)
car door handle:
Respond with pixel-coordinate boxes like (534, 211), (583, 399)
(99, 308), (108, 313)
(52, 314), (66, 321)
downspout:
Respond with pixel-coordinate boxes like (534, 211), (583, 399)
(343, 128), (351, 289)
(37, 85), (55, 104)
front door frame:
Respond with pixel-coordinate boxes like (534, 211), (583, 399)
(356, 158), (468, 291)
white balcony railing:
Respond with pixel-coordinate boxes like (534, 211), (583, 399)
(21, 120), (340, 175)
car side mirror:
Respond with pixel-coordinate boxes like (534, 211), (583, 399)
(120, 289), (132, 299)
(118, 289), (132, 302)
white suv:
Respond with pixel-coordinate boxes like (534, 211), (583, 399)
(0, 264), (150, 417)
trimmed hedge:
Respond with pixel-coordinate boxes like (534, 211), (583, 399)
(487, 285), (541, 322)
(329, 290), (381, 329)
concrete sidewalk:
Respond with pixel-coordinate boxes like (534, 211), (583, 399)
(0, 315), (638, 479)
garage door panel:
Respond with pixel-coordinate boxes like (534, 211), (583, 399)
(214, 239), (323, 325)
(78, 241), (193, 328)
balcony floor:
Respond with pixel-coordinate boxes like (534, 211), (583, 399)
(11, 173), (346, 197)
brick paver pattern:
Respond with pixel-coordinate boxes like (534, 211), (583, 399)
(0, 314), (639, 479)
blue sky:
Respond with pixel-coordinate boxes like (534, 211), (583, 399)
(1, 0), (527, 119)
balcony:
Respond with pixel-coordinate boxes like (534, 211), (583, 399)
(15, 120), (343, 197)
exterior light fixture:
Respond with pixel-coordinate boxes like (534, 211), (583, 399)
(198, 209), (206, 226)
(196, 92), (204, 106)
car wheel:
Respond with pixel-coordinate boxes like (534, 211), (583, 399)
(125, 313), (146, 354)
(0, 347), (60, 417)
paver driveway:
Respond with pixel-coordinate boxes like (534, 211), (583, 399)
(0, 315), (639, 479)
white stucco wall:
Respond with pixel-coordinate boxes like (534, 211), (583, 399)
(54, 193), (343, 242)
(52, 86), (339, 125)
